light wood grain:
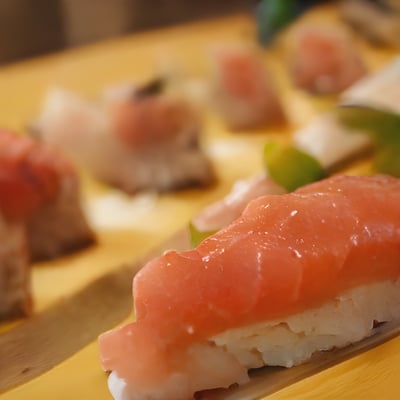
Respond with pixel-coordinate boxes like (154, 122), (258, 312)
(0, 230), (189, 391)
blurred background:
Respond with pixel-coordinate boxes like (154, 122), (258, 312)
(0, 0), (258, 65)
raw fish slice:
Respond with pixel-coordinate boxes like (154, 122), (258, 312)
(0, 129), (74, 220)
(99, 174), (400, 400)
(192, 173), (285, 233)
(110, 93), (197, 148)
(288, 25), (367, 94)
(210, 46), (286, 130)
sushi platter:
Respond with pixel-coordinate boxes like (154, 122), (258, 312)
(1, 3), (400, 400)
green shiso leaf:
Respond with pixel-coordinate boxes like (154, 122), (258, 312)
(338, 105), (400, 176)
(338, 105), (400, 146)
(189, 222), (217, 248)
(264, 141), (326, 192)
(257, 0), (298, 45)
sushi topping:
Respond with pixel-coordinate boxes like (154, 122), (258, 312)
(0, 130), (74, 220)
(110, 95), (197, 148)
(288, 25), (367, 94)
(211, 46), (286, 129)
(134, 77), (165, 99)
(264, 140), (326, 192)
(190, 173), (286, 236)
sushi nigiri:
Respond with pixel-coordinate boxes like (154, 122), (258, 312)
(288, 25), (367, 94)
(34, 80), (214, 194)
(193, 57), (400, 242)
(193, 110), (370, 235)
(0, 130), (95, 261)
(99, 174), (400, 400)
(0, 130), (94, 320)
(210, 46), (286, 130)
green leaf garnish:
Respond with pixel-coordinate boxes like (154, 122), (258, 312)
(189, 223), (217, 248)
(264, 141), (326, 192)
(338, 105), (400, 176)
(337, 105), (400, 146)
(374, 147), (400, 176)
(257, 0), (298, 45)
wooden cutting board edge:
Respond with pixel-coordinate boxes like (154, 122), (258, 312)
(0, 229), (190, 393)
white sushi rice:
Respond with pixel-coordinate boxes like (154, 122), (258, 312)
(213, 279), (400, 369)
(108, 344), (248, 400)
(108, 278), (400, 400)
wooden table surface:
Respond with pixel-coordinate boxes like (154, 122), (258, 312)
(0, 5), (399, 400)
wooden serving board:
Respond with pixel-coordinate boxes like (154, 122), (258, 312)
(0, 5), (399, 400)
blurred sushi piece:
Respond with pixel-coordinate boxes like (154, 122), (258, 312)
(0, 130), (95, 261)
(26, 162), (96, 261)
(34, 79), (214, 194)
(192, 114), (369, 237)
(192, 112), (370, 236)
(194, 56), (400, 240)
(295, 56), (400, 176)
(210, 45), (286, 130)
(99, 175), (400, 400)
(341, 56), (400, 113)
(340, 0), (400, 47)
(294, 57), (400, 176)
(288, 25), (367, 94)
(0, 130), (95, 320)
(191, 112), (372, 238)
